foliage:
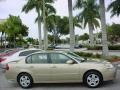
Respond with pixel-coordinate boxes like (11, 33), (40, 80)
(26, 37), (39, 45)
(79, 33), (89, 41)
(5, 15), (28, 37)
(22, 0), (55, 14)
(46, 15), (81, 45)
(22, 0), (56, 49)
(87, 45), (120, 50)
(75, 0), (100, 29)
(107, 24), (120, 44)
(107, 0), (120, 17)
(74, 52), (101, 58)
(87, 45), (102, 50)
(98, 32), (102, 38)
(0, 15), (28, 48)
(48, 34), (54, 43)
(74, 0), (100, 46)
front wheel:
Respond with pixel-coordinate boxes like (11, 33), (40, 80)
(17, 73), (33, 89)
(83, 71), (103, 88)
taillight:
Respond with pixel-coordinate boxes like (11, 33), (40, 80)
(0, 58), (6, 63)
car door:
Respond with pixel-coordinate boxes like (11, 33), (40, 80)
(25, 53), (51, 82)
(49, 53), (81, 82)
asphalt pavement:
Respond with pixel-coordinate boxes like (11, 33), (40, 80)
(0, 68), (120, 90)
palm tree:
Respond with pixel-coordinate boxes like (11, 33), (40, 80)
(99, 0), (109, 57)
(22, 0), (55, 49)
(68, 0), (75, 51)
(107, 0), (120, 17)
(74, 0), (100, 46)
(43, 0), (47, 50)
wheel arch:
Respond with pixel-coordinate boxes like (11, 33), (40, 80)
(83, 69), (103, 82)
(17, 72), (34, 83)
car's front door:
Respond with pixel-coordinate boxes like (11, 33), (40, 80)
(26, 53), (51, 82)
(49, 53), (80, 82)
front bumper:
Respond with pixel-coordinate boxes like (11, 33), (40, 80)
(103, 67), (117, 81)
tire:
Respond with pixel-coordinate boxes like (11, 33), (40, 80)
(17, 73), (33, 89)
(83, 71), (103, 88)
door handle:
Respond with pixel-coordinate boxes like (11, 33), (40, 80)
(51, 66), (56, 68)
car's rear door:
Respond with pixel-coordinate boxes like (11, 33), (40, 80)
(25, 53), (51, 82)
(49, 53), (80, 82)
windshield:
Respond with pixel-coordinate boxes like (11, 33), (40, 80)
(66, 52), (84, 61)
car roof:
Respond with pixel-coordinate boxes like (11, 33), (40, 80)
(18, 48), (42, 53)
(26, 50), (67, 56)
(9, 48), (42, 56)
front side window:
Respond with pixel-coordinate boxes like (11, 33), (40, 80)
(26, 53), (48, 64)
(50, 53), (71, 64)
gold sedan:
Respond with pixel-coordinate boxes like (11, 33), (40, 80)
(4, 51), (117, 88)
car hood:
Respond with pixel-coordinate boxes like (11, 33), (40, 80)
(81, 58), (110, 64)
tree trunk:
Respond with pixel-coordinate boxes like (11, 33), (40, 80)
(1, 32), (3, 48)
(4, 33), (6, 49)
(37, 9), (42, 49)
(99, 0), (109, 57)
(14, 34), (16, 48)
(53, 29), (56, 45)
(68, 0), (75, 51)
(88, 24), (94, 46)
(43, 0), (48, 50)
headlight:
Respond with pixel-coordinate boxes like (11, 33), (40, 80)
(105, 63), (114, 69)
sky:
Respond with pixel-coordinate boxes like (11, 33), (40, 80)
(0, 0), (120, 39)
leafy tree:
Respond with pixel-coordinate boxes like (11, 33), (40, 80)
(107, 24), (120, 44)
(3, 15), (28, 48)
(26, 37), (39, 45)
(74, 0), (100, 46)
(46, 15), (81, 45)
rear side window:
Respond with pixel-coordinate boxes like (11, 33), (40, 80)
(19, 50), (40, 56)
(26, 53), (48, 64)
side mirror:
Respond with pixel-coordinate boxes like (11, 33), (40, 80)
(66, 60), (74, 64)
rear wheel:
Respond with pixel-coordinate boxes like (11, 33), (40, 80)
(83, 71), (103, 88)
(17, 73), (33, 89)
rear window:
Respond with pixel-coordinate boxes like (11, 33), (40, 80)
(19, 50), (40, 56)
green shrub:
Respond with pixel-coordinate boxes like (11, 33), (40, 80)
(74, 52), (102, 59)
(87, 46), (102, 50)
(47, 48), (54, 50)
(86, 45), (120, 50)
(109, 45), (120, 50)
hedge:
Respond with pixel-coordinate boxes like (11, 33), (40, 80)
(87, 45), (120, 50)
(74, 52), (101, 58)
